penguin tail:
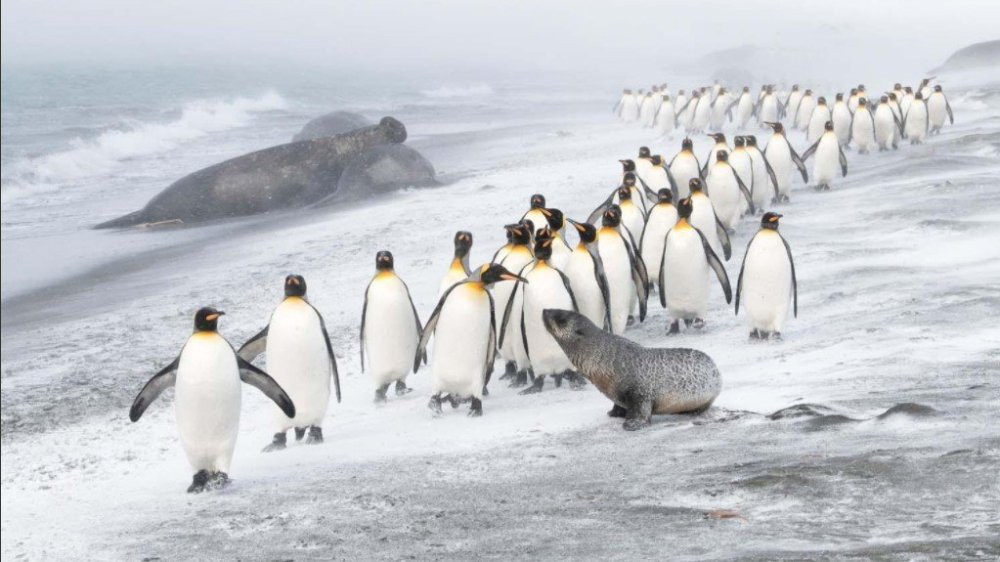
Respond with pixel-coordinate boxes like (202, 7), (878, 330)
(93, 209), (149, 229)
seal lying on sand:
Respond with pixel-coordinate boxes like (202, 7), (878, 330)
(543, 308), (721, 430)
(292, 111), (372, 142)
(96, 117), (431, 228)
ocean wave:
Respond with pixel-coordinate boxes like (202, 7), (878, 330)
(1, 91), (288, 206)
(420, 84), (494, 99)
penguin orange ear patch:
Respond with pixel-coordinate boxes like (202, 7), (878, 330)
(769, 215), (780, 222)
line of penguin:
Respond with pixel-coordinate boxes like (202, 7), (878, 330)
(129, 76), (955, 493)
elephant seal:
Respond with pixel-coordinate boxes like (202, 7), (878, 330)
(292, 111), (373, 142)
(95, 117), (407, 228)
(329, 144), (437, 202)
(542, 309), (721, 430)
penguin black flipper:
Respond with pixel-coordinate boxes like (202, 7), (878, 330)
(129, 357), (179, 422)
(657, 229), (672, 308)
(892, 112), (904, 136)
(307, 302), (342, 403)
(788, 142), (809, 183)
(761, 154), (781, 199)
(237, 356), (296, 418)
(498, 263), (532, 349)
(780, 233), (798, 317)
(621, 226), (649, 321)
(585, 242), (614, 332)
(730, 166), (755, 215)
(520, 308), (531, 362)
(587, 192), (615, 225)
(713, 212), (733, 261)
(400, 278), (426, 364)
(484, 291), (497, 377)
(695, 228), (732, 303)
(800, 140), (821, 162)
(838, 146), (848, 177)
(554, 267), (580, 314)
(360, 280), (372, 373)
(237, 326), (268, 362)
(945, 99), (954, 124)
(416, 281), (465, 372)
(734, 235), (756, 315)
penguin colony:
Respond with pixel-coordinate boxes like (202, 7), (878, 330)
(130, 77), (954, 492)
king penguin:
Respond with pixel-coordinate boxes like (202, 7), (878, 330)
(494, 223), (535, 386)
(727, 136), (754, 214)
(537, 207), (573, 269)
(361, 251), (423, 402)
(130, 307), (295, 493)
(239, 275), (340, 451)
(639, 188), (679, 291)
(874, 95), (902, 151)
(926, 85), (954, 135)
(735, 212), (797, 340)
(521, 194), (550, 236)
(595, 205), (649, 334)
(655, 94), (677, 135)
(903, 92), (930, 144)
(706, 150), (754, 230)
(668, 138), (703, 200)
(438, 231), (473, 296)
(849, 98), (877, 154)
(687, 178), (732, 261)
(762, 122), (808, 202)
(831, 93), (852, 146)
(807, 96), (831, 144)
(735, 86), (755, 129)
(795, 89), (816, 131)
(658, 198), (732, 334)
(801, 121), (847, 191)
(417, 263), (525, 416)
(745, 135), (779, 213)
(756, 85), (780, 126)
(564, 218), (613, 330)
(701, 133), (730, 177)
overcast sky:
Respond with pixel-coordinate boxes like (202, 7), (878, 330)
(2, 1), (996, 83)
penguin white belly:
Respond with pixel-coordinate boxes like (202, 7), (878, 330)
(522, 267), (575, 374)
(905, 105), (928, 141)
(266, 298), (331, 429)
(597, 231), (634, 335)
(640, 206), (677, 287)
(645, 167), (670, 191)
(620, 203), (645, 244)
(737, 97), (753, 128)
(365, 276), (418, 387)
(786, 93), (802, 120)
(656, 101), (675, 133)
(523, 209), (547, 232)
(707, 165), (741, 230)
(621, 98), (640, 122)
(670, 156), (700, 199)
(759, 97), (778, 124)
(690, 194), (723, 257)
(693, 99), (711, 131)
(928, 96), (947, 128)
(438, 266), (466, 297)
(729, 151), (753, 213)
(813, 138), (840, 186)
(749, 152), (770, 210)
(496, 250), (534, 362)
(874, 107), (896, 148)
(741, 232), (792, 332)
(807, 109), (828, 143)
(765, 143), (793, 197)
(564, 247), (606, 328)
(640, 98), (657, 126)
(175, 333), (242, 473)
(710, 101), (728, 130)
(796, 99), (815, 130)
(851, 114), (876, 152)
(430, 284), (491, 398)
(833, 105), (852, 145)
(661, 228), (710, 319)
(550, 237), (573, 270)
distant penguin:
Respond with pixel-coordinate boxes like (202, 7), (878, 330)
(710, 88), (734, 130)
(763, 122), (808, 202)
(873, 96), (902, 151)
(564, 219), (613, 330)
(736, 212), (797, 340)
(900, 86), (915, 115)
(744, 135), (779, 213)
(668, 138), (703, 199)
(784, 85), (803, 121)
(706, 150), (754, 230)
(831, 93), (852, 146)
(658, 198), (732, 334)
(688, 178), (732, 261)
(417, 263), (525, 416)
(644, 155), (677, 201)
(618, 160), (652, 210)
(596, 205), (649, 334)
(701, 133), (730, 176)
(361, 251), (423, 402)
(613, 185), (646, 244)
(801, 121), (848, 190)
(655, 95), (677, 135)
(903, 92), (929, 144)
(735, 86), (755, 129)
(849, 98), (877, 154)
(692, 90), (713, 133)
(887, 92), (903, 124)
(620, 90), (640, 122)
(130, 307), (295, 493)
(795, 89), (816, 131)
(847, 87), (861, 114)
(728, 136), (754, 213)
(639, 189), (678, 290)
(917, 77), (933, 99)
(438, 231), (473, 296)
(679, 90), (700, 131)
(639, 92), (659, 127)
(674, 90), (688, 119)
(521, 193), (549, 236)
(239, 275), (340, 451)
(807, 97), (831, 144)
(614, 89), (630, 118)
(501, 237), (581, 394)
(494, 223), (535, 385)
(927, 85), (954, 134)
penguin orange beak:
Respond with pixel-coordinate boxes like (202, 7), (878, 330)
(501, 272), (528, 283)
(567, 218), (586, 233)
(206, 311), (225, 321)
(539, 208), (552, 217)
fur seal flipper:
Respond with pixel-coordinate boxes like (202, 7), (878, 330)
(542, 309), (721, 430)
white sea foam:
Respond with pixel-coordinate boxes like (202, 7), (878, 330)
(420, 83), (494, 98)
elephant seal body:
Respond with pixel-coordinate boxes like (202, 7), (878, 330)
(292, 111), (373, 142)
(95, 117), (407, 228)
(542, 309), (721, 430)
(332, 144), (437, 202)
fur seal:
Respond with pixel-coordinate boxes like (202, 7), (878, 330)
(95, 117), (408, 228)
(542, 308), (721, 430)
(292, 111), (373, 142)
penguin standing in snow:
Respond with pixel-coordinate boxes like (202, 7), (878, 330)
(668, 138), (703, 200)
(361, 251), (423, 402)
(801, 121), (847, 191)
(521, 194), (550, 237)
(745, 135), (779, 213)
(727, 136), (754, 214)
(795, 89), (816, 131)
(594, 205), (649, 334)
(762, 122), (808, 202)
(494, 223), (535, 384)
(501, 237), (581, 394)
(736, 212), (797, 340)
(849, 98), (877, 154)
(239, 275), (340, 451)
(687, 178), (732, 261)
(873, 95), (902, 151)
(658, 198), (732, 334)
(564, 218), (613, 330)
(784, 85), (803, 121)
(654, 95), (677, 135)
(756, 85), (780, 125)
(807, 97), (831, 144)
(705, 150), (754, 230)
(701, 133), (730, 177)
(831, 93), (852, 146)
(926, 85), (954, 135)
(130, 307), (295, 493)
(903, 92), (930, 144)
(644, 155), (677, 201)
(639, 188), (679, 291)
(417, 263), (526, 416)
(735, 86), (755, 129)
(438, 231), (473, 296)
(537, 207), (573, 269)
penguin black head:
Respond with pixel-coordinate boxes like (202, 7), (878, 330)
(568, 218), (597, 243)
(521, 219), (536, 237)
(540, 207), (565, 230)
(743, 86), (750, 92)
(688, 177), (704, 193)
(681, 138), (694, 151)
(934, 85), (943, 92)
(817, 96), (827, 105)
(534, 226), (553, 244)
(194, 307), (225, 332)
(638, 146), (651, 158)
(746, 135), (759, 147)
(708, 133), (726, 143)
(619, 159), (637, 172)
(824, 121), (834, 131)
(915, 92), (924, 100)
(836, 92), (844, 101)
(284, 274), (307, 298)
(904, 86), (913, 93)
(894, 83), (902, 90)
(623, 172), (637, 186)
(858, 84), (865, 90)
(503, 223), (515, 242)
(792, 84), (800, 91)
(657, 188), (673, 204)
(734, 136), (746, 147)
(529, 193), (546, 209)
(678, 89), (686, 95)
(804, 89), (813, 95)
(452, 231), (473, 257)
(880, 95), (889, 103)
(479, 263), (527, 285)
(676, 197), (694, 219)
(376, 250), (394, 271)
(533, 235), (554, 260)
(650, 154), (663, 166)
(507, 223), (531, 245)
(601, 204), (622, 228)
(716, 149), (729, 162)
(764, 121), (784, 134)
(617, 185), (632, 201)
(761, 212), (783, 230)
(888, 92), (898, 101)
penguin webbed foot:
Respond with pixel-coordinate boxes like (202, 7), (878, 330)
(374, 384), (389, 404)
(692, 318), (706, 330)
(518, 375), (546, 395)
(499, 361), (517, 381)
(508, 370), (529, 388)
(206, 471), (230, 491)
(428, 394), (443, 415)
(394, 380), (412, 396)
(305, 426), (323, 445)
(468, 398), (483, 417)
(667, 320), (681, 335)
(187, 469), (210, 493)
(294, 427), (307, 441)
(552, 373), (563, 388)
(262, 431), (287, 453)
